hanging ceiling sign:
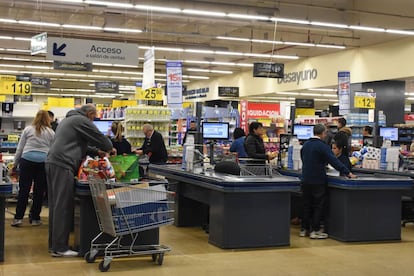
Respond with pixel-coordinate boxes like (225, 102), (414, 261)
(253, 62), (284, 78)
(31, 32), (48, 55)
(218, 86), (239, 97)
(95, 81), (119, 93)
(354, 91), (376, 109)
(47, 37), (138, 66)
(31, 77), (50, 89)
(53, 61), (93, 71)
(0, 81), (32, 95)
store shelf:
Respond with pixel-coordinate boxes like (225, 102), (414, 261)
(124, 106), (171, 148)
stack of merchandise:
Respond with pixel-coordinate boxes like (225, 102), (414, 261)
(287, 139), (302, 170)
(361, 146), (381, 169)
(385, 147), (400, 171)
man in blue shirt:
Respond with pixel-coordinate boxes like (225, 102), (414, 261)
(300, 124), (356, 239)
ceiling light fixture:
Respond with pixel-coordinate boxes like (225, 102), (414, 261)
(311, 21), (348, 29)
(18, 20), (60, 27)
(182, 9), (226, 17)
(135, 5), (181, 13)
(62, 24), (102, 30)
(350, 26), (385, 32)
(227, 13), (270, 21)
(84, 1), (134, 8)
(217, 36), (345, 49)
(103, 27), (142, 33)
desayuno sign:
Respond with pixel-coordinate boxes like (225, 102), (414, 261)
(277, 68), (318, 85)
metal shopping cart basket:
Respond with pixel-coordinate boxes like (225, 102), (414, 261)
(84, 173), (174, 272)
(238, 159), (280, 177)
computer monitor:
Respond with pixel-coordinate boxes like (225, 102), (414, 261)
(93, 120), (113, 135)
(293, 125), (314, 140)
(202, 122), (229, 140)
(379, 127), (398, 141)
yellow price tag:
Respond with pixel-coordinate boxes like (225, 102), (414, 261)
(354, 95), (375, 109)
(7, 134), (20, 142)
(1, 81), (32, 95)
(135, 87), (163, 101)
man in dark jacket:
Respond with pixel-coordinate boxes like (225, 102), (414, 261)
(137, 123), (168, 164)
(46, 104), (113, 257)
(300, 124), (356, 239)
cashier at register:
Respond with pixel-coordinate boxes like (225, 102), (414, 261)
(136, 123), (168, 164)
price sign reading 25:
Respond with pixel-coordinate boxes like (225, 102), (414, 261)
(1, 81), (32, 95)
(140, 88), (163, 101)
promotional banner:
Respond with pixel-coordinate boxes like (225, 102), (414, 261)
(338, 71), (350, 115)
(166, 60), (183, 107)
(246, 102), (280, 118)
(239, 100), (248, 133)
(142, 48), (155, 90)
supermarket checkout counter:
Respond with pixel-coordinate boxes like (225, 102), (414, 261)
(280, 169), (413, 242)
(74, 181), (159, 256)
(148, 164), (301, 249)
(0, 183), (12, 262)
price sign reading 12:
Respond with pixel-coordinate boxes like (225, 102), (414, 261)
(354, 92), (376, 109)
(1, 81), (32, 95)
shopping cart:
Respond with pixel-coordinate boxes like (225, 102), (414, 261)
(238, 159), (280, 177)
(84, 174), (174, 272)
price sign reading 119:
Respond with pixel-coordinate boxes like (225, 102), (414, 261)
(1, 81), (32, 95)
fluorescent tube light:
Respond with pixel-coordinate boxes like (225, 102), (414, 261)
(103, 27), (142, 33)
(85, 1), (134, 8)
(311, 21), (348, 29)
(217, 36), (250, 42)
(18, 20), (60, 27)
(386, 29), (414, 35)
(272, 18), (310, 25)
(62, 24), (102, 30)
(135, 5), (181, 13)
(182, 9), (226, 17)
(350, 25), (385, 32)
(227, 13), (270, 21)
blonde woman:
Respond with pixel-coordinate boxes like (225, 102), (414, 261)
(111, 121), (131, 155)
(11, 110), (55, 227)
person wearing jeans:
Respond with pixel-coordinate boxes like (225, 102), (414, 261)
(300, 124), (356, 239)
(11, 110), (55, 227)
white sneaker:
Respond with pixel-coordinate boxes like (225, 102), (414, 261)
(11, 219), (23, 227)
(31, 220), (42, 226)
(310, 231), (328, 239)
(51, 249), (78, 257)
(299, 229), (308, 237)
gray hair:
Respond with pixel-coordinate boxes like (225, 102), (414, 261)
(313, 124), (326, 135)
(143, 123), (154, 132)
(80, 104), (96, 114)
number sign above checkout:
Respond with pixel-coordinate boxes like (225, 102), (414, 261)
(354, 91), (376, 109)
(0, 74), (32, 95)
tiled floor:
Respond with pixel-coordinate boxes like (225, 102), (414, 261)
(2, 207), (414, 275)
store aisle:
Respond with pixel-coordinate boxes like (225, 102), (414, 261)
(2, 210), (414, 275)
